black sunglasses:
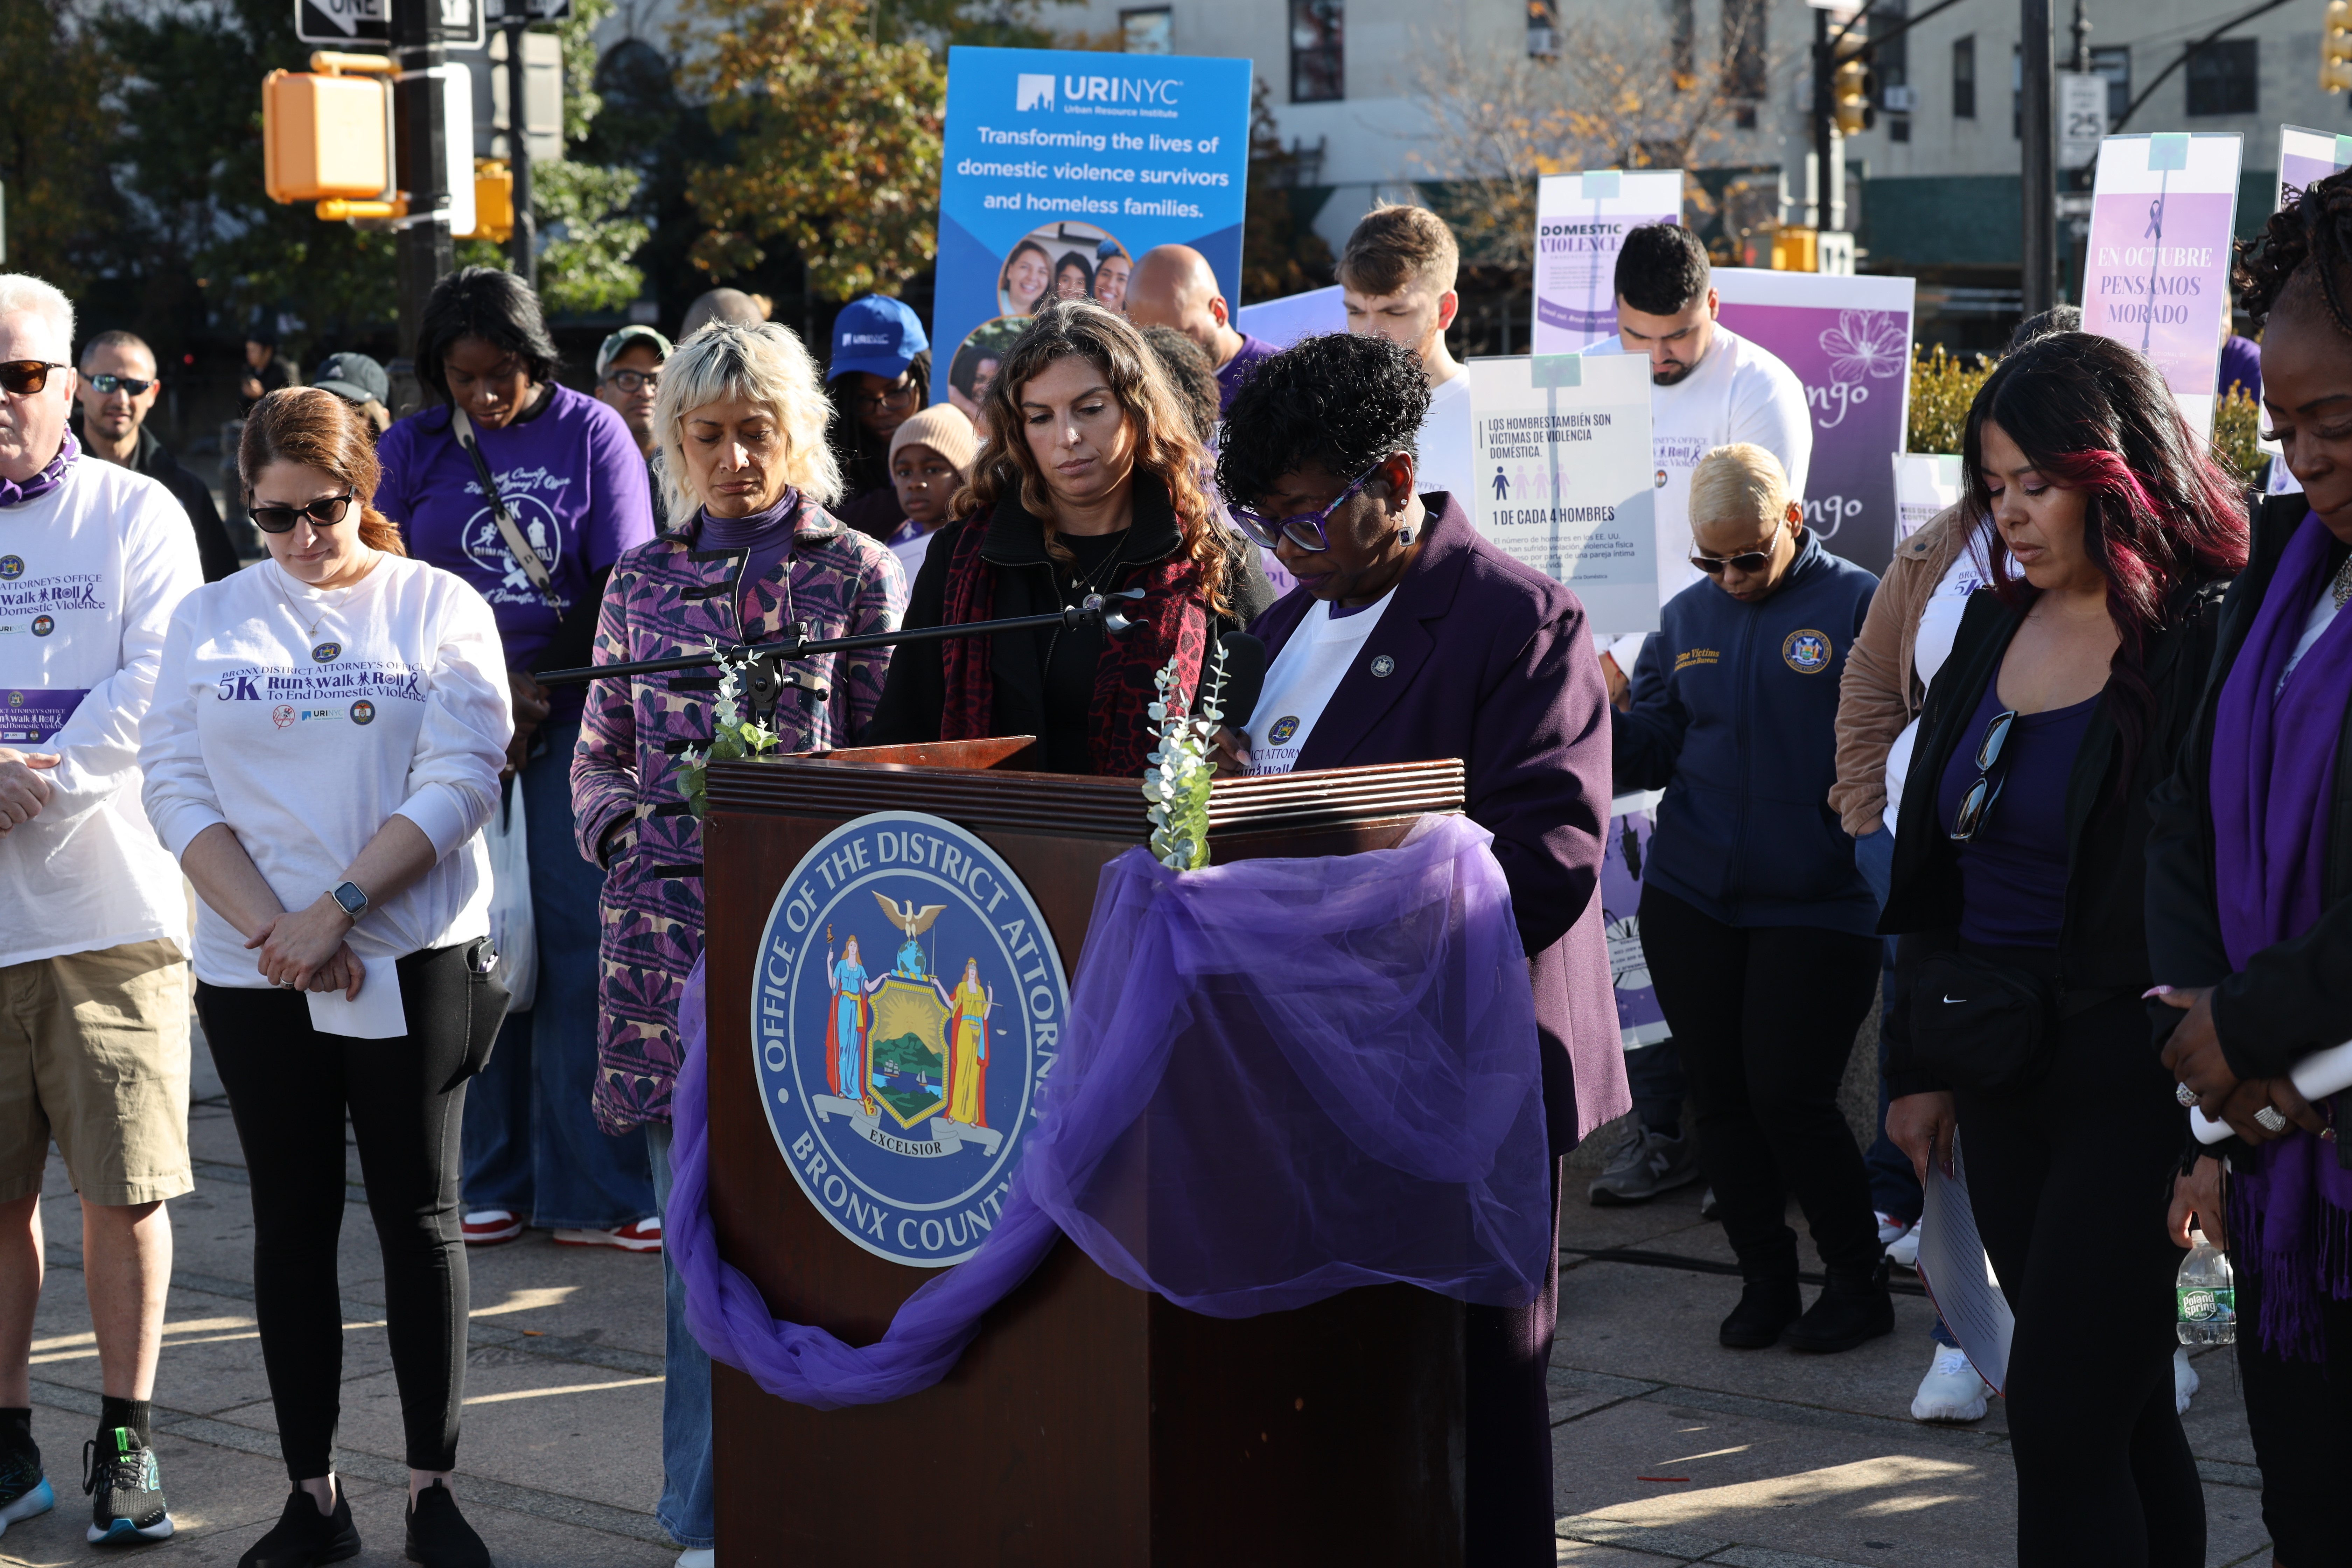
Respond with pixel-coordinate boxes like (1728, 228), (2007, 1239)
(250, 492), (356, 534)
(1691, 514), (1787, 576)
(1948, 708), (2019, 842)
(0, 360), (70, 396)
(87, 373), (156, 397)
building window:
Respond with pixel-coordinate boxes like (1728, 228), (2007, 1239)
(1877, 0), (1909, 142)
(1953, 34), (1976, 119)
(1120, 7), (1170, 52)
(2185, 38), (2257, 117)
(2090, 44), (2130, 122)
(2012, 43), (2021, 140)
(1290, 0), (1343, 103)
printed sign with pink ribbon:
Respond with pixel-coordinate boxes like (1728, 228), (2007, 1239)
(2082, 131), (2242, 442)
(1711, 268), (1917, 575)
(1531, 169), (1684, 355)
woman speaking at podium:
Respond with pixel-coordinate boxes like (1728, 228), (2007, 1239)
(1210, 331), (1624, 1565)
(864, 299), (1273, 771)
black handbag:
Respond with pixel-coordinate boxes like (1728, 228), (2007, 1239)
(1909, 947), (2056, 1093)
(441, 935), (513, 1093)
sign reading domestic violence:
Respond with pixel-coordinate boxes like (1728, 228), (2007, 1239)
(933, 46), (1251, 418)
(1714, 267), (1917, 576)
(1466, 353), (1657, 635)
(2082, 131), (2242, 441)
(1531, 170), (1683, 356)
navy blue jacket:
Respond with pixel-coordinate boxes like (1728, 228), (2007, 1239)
(1614, 532), (1879, 935)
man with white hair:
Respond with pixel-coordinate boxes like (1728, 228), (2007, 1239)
(0, 273), (203, 1545)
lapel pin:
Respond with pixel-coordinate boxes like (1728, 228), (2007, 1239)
(1369, 654), (1396, 678)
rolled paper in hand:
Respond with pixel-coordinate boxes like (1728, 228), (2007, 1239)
(2191, 1038), (2352, 1143)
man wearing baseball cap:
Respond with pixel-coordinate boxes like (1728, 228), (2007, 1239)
(308, 351), (393, 437)
(825, 295), (930, 540)
(595, 326), (671, 461)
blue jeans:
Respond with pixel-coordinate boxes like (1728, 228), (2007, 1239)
(1853, 826), (1958, 1351)
(645, 1119), (715, 1549)
(462, 722), (656, 1229)
(1625, 1040), (1687, 1140)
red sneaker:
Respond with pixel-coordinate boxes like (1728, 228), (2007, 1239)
(553, 1217), (662, 1253)
(461, 1210), (524, 1246)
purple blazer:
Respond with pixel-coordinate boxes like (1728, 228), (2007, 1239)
(1249, 496), (1630, 1155)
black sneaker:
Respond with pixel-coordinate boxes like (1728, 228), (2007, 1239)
(0, 1442), (54, 1538)
(405, 1481), (492, 1568)
(84, 1427), (172, 1544)
(1718, 1275), (1802, 1349)
(241, 1487), (362, 1568)
(1785, 1262), (1897, 1354)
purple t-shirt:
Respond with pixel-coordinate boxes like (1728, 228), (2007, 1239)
(376, 383), (655, 721)
(1215, 334), (1281, 415)
(2218, 333), (2262, 402)
(1935, 679), (2099, 948)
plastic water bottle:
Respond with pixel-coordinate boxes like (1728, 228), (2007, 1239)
(2177, 1230), (2236, 1346)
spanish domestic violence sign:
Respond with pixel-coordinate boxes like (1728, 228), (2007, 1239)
(932, 47), (1251, 422)
(2082, 131), (2242, 441)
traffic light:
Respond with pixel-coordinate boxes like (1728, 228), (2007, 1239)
(1833, 54), (1875, 136)
(2326, 0), (2352, 94)
(262, 54), (397, 217)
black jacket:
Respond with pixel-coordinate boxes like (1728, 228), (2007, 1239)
(84, 420), (241, 583)
(2146, 492), (2352, 1082)
(1881, 577), (2226, 1097)
(863, 471), (1274, 768)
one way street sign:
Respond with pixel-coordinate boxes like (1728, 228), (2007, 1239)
(295, 0), (482, 49)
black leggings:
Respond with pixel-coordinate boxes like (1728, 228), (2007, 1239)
(2237, 1267), (2352, 1568)
(1638, 885), (1883, 1280)
(1955, 995), (2201, 1568)
(198, 944), (480, 1480)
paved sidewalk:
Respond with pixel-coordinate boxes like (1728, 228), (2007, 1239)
(2, 1027), (677, 1568)
(1549, 1175), (2269, 1567)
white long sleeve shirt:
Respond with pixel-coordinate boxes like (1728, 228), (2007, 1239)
(0, 457), (204, 968)
(141, 552), (511, 1017)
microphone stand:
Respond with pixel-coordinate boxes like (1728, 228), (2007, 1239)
(533, 589), (1146, 723)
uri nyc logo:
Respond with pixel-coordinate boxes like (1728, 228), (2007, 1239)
(755, 811), (1068, 1268)
(312, 642), (342, 664)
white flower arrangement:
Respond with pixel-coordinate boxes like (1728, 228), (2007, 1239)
(677, 650), (786, 819)
(1141, 643), (1228, 870)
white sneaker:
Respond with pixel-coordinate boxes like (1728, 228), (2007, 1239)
(2174, 1345), (2199, 1415)
(677, 1549), (714, 1568)
(1877, 1212), (1921, 1269)
(1910, 1344), (1990, 1423)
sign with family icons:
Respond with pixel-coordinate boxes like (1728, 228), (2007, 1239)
(1465, 352), (1658, 635)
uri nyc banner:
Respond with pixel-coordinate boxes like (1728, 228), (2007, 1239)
(932, 47), (1251, 424)
(2082, 131), (2243, 442)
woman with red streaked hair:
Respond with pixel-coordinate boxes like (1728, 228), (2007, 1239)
(1878, 331), (2244, 1567)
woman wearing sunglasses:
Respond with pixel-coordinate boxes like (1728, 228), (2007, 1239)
(1612, 444), (1888, 1353)
(1209, 329), (1623, 1565)
(1879, 333), (2242, 1567)
(140, 388), (513, 1568)
(866, 299), (1272, 774)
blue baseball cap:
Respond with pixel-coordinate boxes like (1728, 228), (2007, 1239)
(829, 295), (928, 380)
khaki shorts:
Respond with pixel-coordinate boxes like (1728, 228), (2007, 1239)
(0, 938), (194, 1206)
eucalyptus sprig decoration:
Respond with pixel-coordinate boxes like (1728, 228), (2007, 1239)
(677, 650), (787, 819)
(1141, 644), (1229, 871)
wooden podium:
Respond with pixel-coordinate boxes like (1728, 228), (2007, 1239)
(701, 740), (1472, 1564)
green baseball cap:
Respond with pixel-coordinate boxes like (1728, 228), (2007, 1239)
(597, 324), (673, 380)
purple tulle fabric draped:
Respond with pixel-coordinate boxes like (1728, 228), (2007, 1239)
(665, 813), (1549, 1408)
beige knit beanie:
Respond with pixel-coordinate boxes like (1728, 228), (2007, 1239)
(887, 404), (979, 477)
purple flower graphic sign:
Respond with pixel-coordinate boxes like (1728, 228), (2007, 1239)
(1714, 268), (1917, 575)
(2081, 132), (2242, 441)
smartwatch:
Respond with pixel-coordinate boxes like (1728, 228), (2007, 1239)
(330, 880), (370, 920)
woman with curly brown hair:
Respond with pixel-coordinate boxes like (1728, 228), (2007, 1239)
(866, 299), (1273, 774)
(2154, 165), (2352, 1567)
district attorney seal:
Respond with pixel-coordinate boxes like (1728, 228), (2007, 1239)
(753, 810), (1069, 1268)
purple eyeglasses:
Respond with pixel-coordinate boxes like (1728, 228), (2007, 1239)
(1227, 465), (1380, 553)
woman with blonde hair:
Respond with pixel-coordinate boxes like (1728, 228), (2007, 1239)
(142, 387), (513, 1568)
(569, 319), (903, 1564)
(1614, 441), (1888, 1354)
(866, 298), (1274, 773)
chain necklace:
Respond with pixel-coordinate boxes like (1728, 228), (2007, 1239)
(274, 552), (375, 645)
(1057, 528), (1128, 600)
(2332, 550), (2352, 610)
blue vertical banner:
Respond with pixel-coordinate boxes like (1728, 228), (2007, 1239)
(933, 47), (1253, 421)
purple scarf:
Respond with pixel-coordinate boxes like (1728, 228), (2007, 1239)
(2212, 509), (2352, 1359)
(0, 430), (77, 509)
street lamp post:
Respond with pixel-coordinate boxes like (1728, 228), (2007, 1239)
(392, 0), (453, 366)
(2020, 0), (2057, 316)
(504, 16), (537, 289)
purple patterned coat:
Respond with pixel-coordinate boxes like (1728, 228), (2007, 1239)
(572, 493), (905, 1133)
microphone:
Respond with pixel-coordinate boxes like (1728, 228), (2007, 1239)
(1213, 633), (1268, 732)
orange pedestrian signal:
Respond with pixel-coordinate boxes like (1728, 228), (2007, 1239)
(464, 160), (516, 243)
(261, 61), (392, 208)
